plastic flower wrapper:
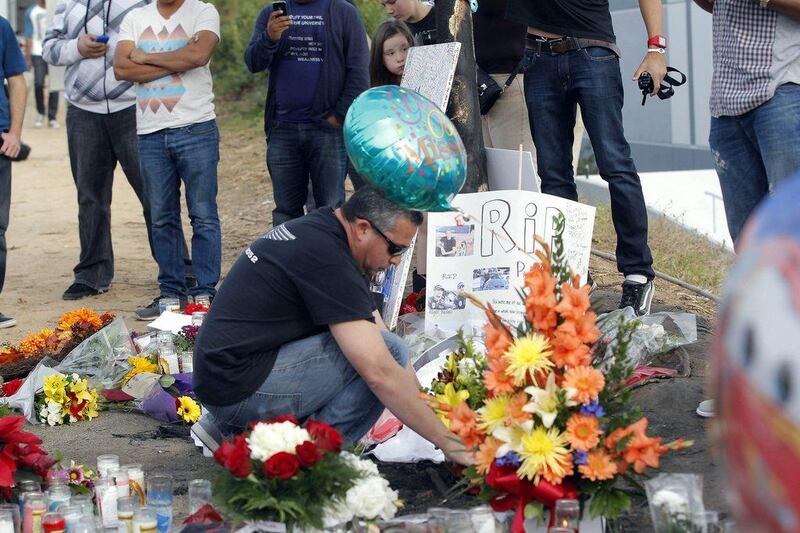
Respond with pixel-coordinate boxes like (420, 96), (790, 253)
(138, 373), (196, 423)
(56, 317), (137, 389)
(645, 473), (705, 533)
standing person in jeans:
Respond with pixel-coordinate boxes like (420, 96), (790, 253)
(508, 0), (667, 316)
(0, 15), (28, 328)
(694, 0), (800, 251)
(25, 0), (59, 128)
(43, 0), (160, 301)
(245, 0), (368, 227)
(114, 0), (221, 319)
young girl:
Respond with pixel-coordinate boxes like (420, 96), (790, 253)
(369, 20), (414, 87)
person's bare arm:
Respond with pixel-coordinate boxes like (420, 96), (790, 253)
(1, 74), (26, 159)
(130, 31), (218, 71)
(330, 320), (473, 465)
(633, 0), (668, 94)
(113, 39), (173, 82)
(372, 310), (388, 332)
(693, 0), (713, 13)
(764, 0), (800, 20)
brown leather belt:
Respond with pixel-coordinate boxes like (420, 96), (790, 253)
(526, 32), (621, 57)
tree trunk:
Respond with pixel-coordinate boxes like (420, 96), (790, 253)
(436, 0), (488, 193)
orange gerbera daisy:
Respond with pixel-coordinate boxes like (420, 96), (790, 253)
(562, 366), (605, 405)
(524, 265), (557, 309)
(58, 308), (102, 331)
(447, 402), (481, 449)
(566, 414), (602, 451)
(542, 454), (574, 486)
(554, 283), (591, 321)
(475, 437), (502, 475)
(484, 358), (516, 396)
(550, 323), (591, 368)
(484, 322), (513, 362)
(578, 449), (617, 481)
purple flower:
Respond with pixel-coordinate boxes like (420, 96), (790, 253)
(47, 469), (70, 483)
(67, 467), (85, 484)
(496, 451), (521, 469)
(573, 450), (588, 466)
(580, 400), (605, 418)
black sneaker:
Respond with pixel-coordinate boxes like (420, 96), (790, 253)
(619, 279), (655, 316)
(62, 282), (106, 301)
(135, 296), (189, 321)
(0, 313), (16, 329)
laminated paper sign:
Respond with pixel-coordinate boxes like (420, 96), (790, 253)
(400, 42), (461, 111)
(425, 191), (595, 335)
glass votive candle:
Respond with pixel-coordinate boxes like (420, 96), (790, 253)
(120, 466), (144, 506)
(46, 485), (71, 513)
(101, 523), (126, 533)
(443, 509), (473, 532)
(96, 456), (120, 479)
(0, 504), (21, 533)
(194, 295), (211, 308)
(187, 479), (212, 514)
(145, 475), (172, 505)
(22, 492), (45, 533)
(548, 529), (574, 533)
(191, 312), (206, 326)
(0, 510), (16, 533)
(72, 517), (96, 533)
(179, 352), (193, 373)
(112, 469), (129, 497)
(58, 505), (81, 533)
(553, 499), (580, 531)
(470, 505), (494, 533)
(93, 479), (118, 526)
(18, 481), (40, 517)
(42, 513), (65, 533)
(132, 508), (156, 533)
(116, 498), (135, 533)
(69, 496), (92, 517)
(158, 298), (180, 314)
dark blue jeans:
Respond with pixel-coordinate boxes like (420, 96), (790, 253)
(138, 120), (221, 298)
(709, 83), (800, 248)
(266, 122), (347, 226)
(66, 105), (155, 291)
(523, 45), (654, 279)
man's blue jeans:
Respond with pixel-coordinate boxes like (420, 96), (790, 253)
(138, 119), (221, 298)
(203, 330), (411, 445)
(266, 122), (347, 226)
(709, 83), (800, 248)
(523, 45), (655, 279)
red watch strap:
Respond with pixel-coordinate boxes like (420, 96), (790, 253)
(648, 35), (667, 48)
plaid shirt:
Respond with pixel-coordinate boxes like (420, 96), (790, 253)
(710, 0), (778, 117)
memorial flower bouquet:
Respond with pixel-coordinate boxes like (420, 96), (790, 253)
(423, 219), (690, 532)
(213, 416), (399, 530)
(46, 460), (97, 495)
(35, 373), (100, 426)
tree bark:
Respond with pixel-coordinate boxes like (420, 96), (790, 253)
(436, 0), (488, 193)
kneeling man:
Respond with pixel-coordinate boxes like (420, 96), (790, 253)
(192, 187), (472, 466)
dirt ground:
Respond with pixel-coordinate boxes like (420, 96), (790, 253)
(1, 97), (727, 528)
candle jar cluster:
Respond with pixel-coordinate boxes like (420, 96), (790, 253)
(12, 454), (213, 533)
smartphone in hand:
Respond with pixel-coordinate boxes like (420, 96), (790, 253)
(272, 1), (287, 15)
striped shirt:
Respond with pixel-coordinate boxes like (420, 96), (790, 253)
(42, 0), (148, 113)
(711, 0), (800, 117)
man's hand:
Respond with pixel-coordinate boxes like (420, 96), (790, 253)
(77, 34), (108, 59)
(129, 47), (147, 65)
(325, 114), (341, 128)
(632, 52), (667, 96)
(267, 9), (291, 42)
(440, 436), (476, 467)
(1, 132), (21, 159)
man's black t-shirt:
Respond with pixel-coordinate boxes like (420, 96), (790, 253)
(439, 236), (456, 254)
(407, 7), (436, 45)
(506, 0), (615, 43)
(193, 208), (375, 406)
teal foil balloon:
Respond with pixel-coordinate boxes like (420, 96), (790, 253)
(344, 85), (467, 212)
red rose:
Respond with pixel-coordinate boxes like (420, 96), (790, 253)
(14, 443), (56, 477)
(1, 379), (23, 397)
(213, 435), (252, 478)
(263, 452), (299, 480)
(295, 441), (321, 468)
(304, 419), (343, 453)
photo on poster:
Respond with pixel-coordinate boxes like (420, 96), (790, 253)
(434, 225), (474, 257)
(427, 280), (466, 310)
(472, 267), (511, 291)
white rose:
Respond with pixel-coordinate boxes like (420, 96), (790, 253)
(47, 411), (62, 426)
(346, 476), (399, 521)
(47, 400), (62, 414)
(322, 498), (355, 528)
(652, 489), (689, 516)
(247, 421), (310, 462)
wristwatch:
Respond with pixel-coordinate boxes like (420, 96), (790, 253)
(647, 35), (668, 49)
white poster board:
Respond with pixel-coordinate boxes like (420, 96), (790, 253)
(400, 42), (461, 111)
(486, 147), (539, 192)
(378, 235), (417, 331)
(425, 191), (595, 335)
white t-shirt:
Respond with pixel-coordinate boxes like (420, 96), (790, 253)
(118, 0), (219, 134)
(29, 5), (48, 56)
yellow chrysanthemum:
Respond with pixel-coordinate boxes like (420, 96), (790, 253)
(125, 356), (159, 383)
(517, 426), (571, 483)
(477, 394), (511, 434)
(176, 396), (201, 423)
(503, 334), (553, 385)
(57, 308), (102, 332)
(43, 373), (68, 404)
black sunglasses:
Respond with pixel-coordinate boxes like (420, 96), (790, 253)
(363, 218), (408, 256)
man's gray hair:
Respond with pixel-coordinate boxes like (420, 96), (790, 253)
(341, 187), (424, 230)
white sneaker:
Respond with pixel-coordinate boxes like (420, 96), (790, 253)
(696, 399), (715, 418)
(49, 120), (59, 129)
(34, 115), (44, 128)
